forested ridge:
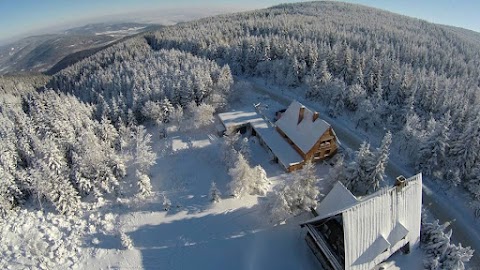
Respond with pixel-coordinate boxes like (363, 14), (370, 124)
(0, 75), (159, 215)
(0, 31), (234, 215)
(49, 40), (233, 124)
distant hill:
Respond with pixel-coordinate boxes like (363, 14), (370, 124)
(0, 22), (160, 75)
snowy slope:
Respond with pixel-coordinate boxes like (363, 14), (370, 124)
(77, 119), (323, 269)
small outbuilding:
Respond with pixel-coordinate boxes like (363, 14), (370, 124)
(300, 174), (423, 270)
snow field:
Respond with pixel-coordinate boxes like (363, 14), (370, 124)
(76, 123), (327, 269)
(0, 209), (85, 269)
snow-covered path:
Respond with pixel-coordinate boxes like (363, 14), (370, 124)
(248, 79), (480, 266)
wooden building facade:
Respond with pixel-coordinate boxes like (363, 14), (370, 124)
(275, 101), (338, 169)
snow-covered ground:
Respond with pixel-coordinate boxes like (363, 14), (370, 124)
(77, 121), (327, 269)
(94, 27), (147, 37)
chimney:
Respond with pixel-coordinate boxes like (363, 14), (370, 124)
(395, 175), (407, 191)
(298, 106), (305, 124)
(313, 112), (319, 122)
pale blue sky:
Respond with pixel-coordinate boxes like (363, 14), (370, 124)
(0, 0), (478, 44)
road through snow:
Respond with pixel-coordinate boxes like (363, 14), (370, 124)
(248, 79), (480, 267)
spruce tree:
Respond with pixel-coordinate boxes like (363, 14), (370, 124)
(368, 131), (392, 192)
(136, 170), (153, 198)
(209, 181), (221, 203)
(417, 112), (451, 178)
(267, 161), (320, 222)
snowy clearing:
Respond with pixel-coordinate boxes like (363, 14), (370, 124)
(78, 123), (328, 269)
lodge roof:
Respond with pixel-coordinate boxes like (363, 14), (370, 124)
(275, 100), (331, 154)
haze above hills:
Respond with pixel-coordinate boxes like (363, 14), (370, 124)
(0, 7), (234, 75)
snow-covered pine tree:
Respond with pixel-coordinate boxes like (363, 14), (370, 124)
(449, 113), (480, 179)
(224, 131), (241, 147)
(0, 167), (20, 213)
(344, 142), (374, 195)
(169, 105), (184, 127)
(0, 130), (22, 212)
(367, 131), (392, 193)
(228, 153), (252, 197)
(444, 169), (461, 188)
(344, 132), (391, 195)
(159, 98), (174, 123)
(119, 231), (134, 250)
(439, 243), (474, 270)
(209, 181), (221, 203)
(239, 137), (251, 160)
(421, 218), (474, 270)
(417, 111), (451, 178)
(117, 124), (133, 154)
(292, 161), (320, 211)
(467, 166), (480, 199)
(251, 165), (269, 196)
(30, 138), (81, 215)
(398, 110), (421, 156)
(266, 161), (320, 222)
(136, 170), (153, 198)
(228, 152), (269, 197)
(425, 257), (441, 270)
(162, 194), (171, 211)
(132, 125), (157, 173)
(319, 60), (332, 84)
(422, 219), (452, 259)
(221, 132), (240, 166)
(266, 185), (291, 223)
(344, 83), (366, 111)
(193, 103), (215, 128)
(328, 84), (345, 118)
(355, 99), (377, 131)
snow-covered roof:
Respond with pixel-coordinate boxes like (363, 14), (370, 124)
(217, 109), (303, 168)
(387, 222), (409, 247)
(353, 236), (391, 265)
(275, 101), (331, 154)
(218, 110), (263, 131)
(302, 174), (423, 270)
(313, 182), (358, 221)
(251, 117), (304, 168)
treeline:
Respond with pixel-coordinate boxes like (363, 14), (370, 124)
(141, 1), (480, 197)
(48, 39), (233, 125)
(0, 77), (156, 215)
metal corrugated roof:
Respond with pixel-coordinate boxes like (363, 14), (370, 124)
(302, 174), (423, 270)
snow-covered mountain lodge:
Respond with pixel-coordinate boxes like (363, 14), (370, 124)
(301, 174), (423, 270)
(276, 100), (338, 169)
(217, 100), (338, 172)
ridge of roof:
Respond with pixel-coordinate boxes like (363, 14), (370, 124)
(301, 173), (422, 225)
(275, 100), (331, 154)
